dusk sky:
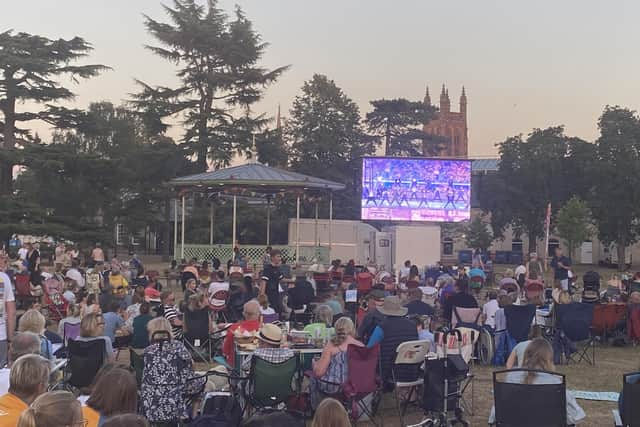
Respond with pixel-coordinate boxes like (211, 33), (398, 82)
(3, 0), (639, 157)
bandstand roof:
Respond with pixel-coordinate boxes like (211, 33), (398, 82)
(169, 163), (346, 192)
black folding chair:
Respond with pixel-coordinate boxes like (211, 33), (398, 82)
(493, 369), (566, 427)
(65, 338), (106, 390)
(614, 371), (640, 427)
(554, 302), (595, 365)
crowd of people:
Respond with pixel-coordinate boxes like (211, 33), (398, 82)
(0, 240), (638, 425)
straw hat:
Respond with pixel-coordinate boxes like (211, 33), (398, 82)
(377, 296), (408, 317)
(257, 323), (282, 346)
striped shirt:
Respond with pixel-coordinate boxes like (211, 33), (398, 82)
(163, 305), (183, 339)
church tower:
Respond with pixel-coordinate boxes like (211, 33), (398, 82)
(422, 84), (468, 158)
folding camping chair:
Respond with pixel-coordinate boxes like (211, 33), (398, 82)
(209, 289), (229, 323)
(14, 273), (34, 309)
(451, 307), (483, 331)
(129, 347), (145, 387)
(244, 355), (299, 414)
(492, 369), (566, 426)
(393, 340), (431, 426)
(627, 304), (640, 345)
(524, 280), (544, 304)
(356, 272), (373, 295)
(65, 338), (106, 391)
(591, 303), (626, 344)
(554, 302), (595, 365)
(613, 371), (640, 427)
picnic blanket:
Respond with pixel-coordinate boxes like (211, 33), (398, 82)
(569, 390), (620, 402)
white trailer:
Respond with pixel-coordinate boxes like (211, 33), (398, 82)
(287, 219), (378, 265)
(288, 219), (442, 271)
(382, 224), (441, 271)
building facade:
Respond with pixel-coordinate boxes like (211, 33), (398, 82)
(423, 84), (468, 158)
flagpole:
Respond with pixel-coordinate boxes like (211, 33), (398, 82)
(544, 202), (551, 273)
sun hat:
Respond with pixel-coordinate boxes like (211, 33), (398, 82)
(257, 323), (283, 346)
(377, 296), (408, 317)
(369, 289), (385, 301)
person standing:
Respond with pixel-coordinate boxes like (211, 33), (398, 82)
(260, 249), (285, 315)
(551, 247), (571, 291)
(0, 258), (16, 367)
(17, 243), (28, 264)
(91, 243), (105, 267)
(26, 243), (40, 284)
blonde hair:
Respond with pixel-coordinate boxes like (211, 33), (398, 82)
(66, 303), (81, 318)
(18, 310), (46, 335)
(9, 354), (50, 400)
(80, 312), (104, 338)
(147, 317), (173, 341)
(17, 391), (82, 427)
(558, 291), (572, 304)
(521, 338), (555, 384)
(312, 397), (350, 427)
(331, 317), (355, 347)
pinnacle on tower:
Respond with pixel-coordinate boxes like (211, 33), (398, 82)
(424, 86), (431, 105)
(276, 103), (281, 130)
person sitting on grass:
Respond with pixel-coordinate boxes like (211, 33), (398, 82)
(304, 304), (334, 339)
(0, 354), (50, 426)
(17, 310), (52, 361)
(241, 323), (295, 372)
(489, 338), (585, 425)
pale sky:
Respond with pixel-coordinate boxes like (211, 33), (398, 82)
(3, 0), (640, 157)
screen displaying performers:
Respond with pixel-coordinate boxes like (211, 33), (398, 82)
(361, 157), (471, 222)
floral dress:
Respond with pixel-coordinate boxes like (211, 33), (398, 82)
(141, 340), (205, 423)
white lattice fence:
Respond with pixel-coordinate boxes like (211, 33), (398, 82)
(176, 244), (329, 265)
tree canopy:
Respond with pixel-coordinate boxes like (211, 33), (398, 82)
(131, 0), (288, 171)
(365, 98), (441, 156)
(556, 196), (593, 259)
(0, 30), (108, 193)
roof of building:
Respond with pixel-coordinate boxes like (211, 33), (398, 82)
(169, 162), (346, 192)
(471, 158), (499, 173)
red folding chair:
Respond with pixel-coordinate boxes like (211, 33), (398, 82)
(591, 303), (627, 343)
(627, 305), (640, 345)
(356, 272), (373, 294)
(14, 273), (34, 309)
(406, 280), (420, 289)
(524, 280), (544, 303)
(209, 290), (229, 322)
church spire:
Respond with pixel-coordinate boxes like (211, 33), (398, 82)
(275, 103), (281, 130)
(460, 86), (467, 116)
(424, 86), (431, 106)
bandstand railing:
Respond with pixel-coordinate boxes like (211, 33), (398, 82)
(175, 244), (329, 266)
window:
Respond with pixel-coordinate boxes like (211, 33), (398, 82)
(512, 239), (523, 253)
(443, 238), (453, 255)
(116, 224), (126, 246)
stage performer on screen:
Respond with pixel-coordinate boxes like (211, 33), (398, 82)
(443, 183), (456, 210)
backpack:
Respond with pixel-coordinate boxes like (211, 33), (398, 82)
(194, 392), (243, 426)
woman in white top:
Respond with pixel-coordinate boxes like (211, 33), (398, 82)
(489, 338), (585, 425)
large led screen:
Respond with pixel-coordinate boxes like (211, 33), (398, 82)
(361, 157), (471, 222)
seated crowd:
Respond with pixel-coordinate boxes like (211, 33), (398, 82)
(2, 244), (639, 426)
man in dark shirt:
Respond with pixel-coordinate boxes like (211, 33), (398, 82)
(404, 288), (435, 316)
(551, 247), (571, 291)
(357, 289), (386, 343)
(260, 249), (284, 314)
(443, 279), (478, 322)
(287, 273), (315, 310)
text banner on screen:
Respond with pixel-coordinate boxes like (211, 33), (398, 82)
(361, 157), (471, 223)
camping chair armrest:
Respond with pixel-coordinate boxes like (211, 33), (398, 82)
(303, 370), (341, 387)
(612, 409), (622, 427)
(205, 369), (246, 382)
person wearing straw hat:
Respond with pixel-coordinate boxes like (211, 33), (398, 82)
(366, 296), (418, 388)
(241, 323), (294, 372)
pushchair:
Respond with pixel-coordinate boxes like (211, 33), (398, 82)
(409, 329), (474, 427)
(582, 271), (601, 303)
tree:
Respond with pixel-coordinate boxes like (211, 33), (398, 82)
(0, 30), (108, 193)
(465, 215), (493, 252)
(556, 196), (594, 259)
(287, 74), (375, 218)
(131, 0), (288, 171)
(591, 106), (640, 270)
(255, 127), (288, 168)
(365, 98), (441, 156)
(479, 126), (590, 253)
